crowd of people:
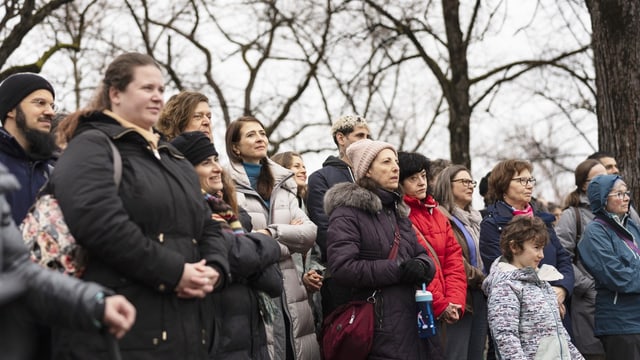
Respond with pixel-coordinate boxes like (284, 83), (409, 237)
(0, 51), (638, 360)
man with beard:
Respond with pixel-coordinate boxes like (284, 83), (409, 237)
(0, 73), (57, 224)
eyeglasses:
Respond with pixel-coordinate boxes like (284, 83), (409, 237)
(512, 177), (537, 186)
(452, 179), (477, 188)
(607, 191), (631, 200)
(30, 99), (58, 112)
(193, 113), (212, 121)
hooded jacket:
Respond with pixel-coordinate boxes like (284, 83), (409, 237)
(205, 194), (283, 360)
(306, 155), (354, 261)
(325, 182), (435, 360)
(50, 112), (230, 360)
(0, 162), (109, 360)
(0, 127), (53, 224)
(577, 174), (640, 337)
(483, 259), (583, 360)
(228, 159), (319, 360)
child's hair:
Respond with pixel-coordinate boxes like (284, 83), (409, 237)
(500, 216), (549, 262)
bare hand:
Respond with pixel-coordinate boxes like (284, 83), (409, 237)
(176, 260), (219, 298)
(290, 219), (303, 225)
(302, 269), (323, 293)
(103, 295), (136, 339)
(442, 303), (463, 324)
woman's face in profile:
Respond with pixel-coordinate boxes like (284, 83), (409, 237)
(366, 148), (400, 192)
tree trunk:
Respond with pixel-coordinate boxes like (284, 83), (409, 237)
(443, 0), (472, 170)
(586, 0), (640, 205)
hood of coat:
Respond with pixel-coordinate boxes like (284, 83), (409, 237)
(587, 174), (622, 216)
(0, 162), (20, 194)
(324, 182), (409, 218)
(321, 155), (350, 169)
(482, 256), (563, 295)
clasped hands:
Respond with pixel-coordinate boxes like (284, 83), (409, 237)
(176, 259), (220, 298)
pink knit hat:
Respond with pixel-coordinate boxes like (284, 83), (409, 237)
(346, 139), (397, 181)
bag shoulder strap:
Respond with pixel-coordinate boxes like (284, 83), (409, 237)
(83, 129), (122, 189)
(411, 223), (441, 269)
(573, 206), (582, 264)
(573, 206), (582, 243)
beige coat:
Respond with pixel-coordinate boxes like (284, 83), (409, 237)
(228, 159), (320, 360)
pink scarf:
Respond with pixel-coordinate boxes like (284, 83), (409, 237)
(511, 204), (534, 217)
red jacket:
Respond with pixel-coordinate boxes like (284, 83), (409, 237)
(405, 194), (467, 318)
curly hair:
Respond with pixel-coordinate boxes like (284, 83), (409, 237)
(157, 91), (209, 141)
(500, 216), (549, 262)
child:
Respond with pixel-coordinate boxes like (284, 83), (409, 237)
(482, 216), (583, 359)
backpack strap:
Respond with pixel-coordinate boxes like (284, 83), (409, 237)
(573, 206), (582, 264)
(84, 129), (122, 189)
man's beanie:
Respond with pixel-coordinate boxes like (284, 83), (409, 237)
(346, 138), (396, 181)
(0, 73), (55, 121)
(171, 131), (218, 165)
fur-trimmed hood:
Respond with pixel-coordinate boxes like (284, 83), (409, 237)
(324, 182), (409, 218)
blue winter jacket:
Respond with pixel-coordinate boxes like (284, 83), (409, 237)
(577, 174), (640, 337)
(0, 128), (52, 224)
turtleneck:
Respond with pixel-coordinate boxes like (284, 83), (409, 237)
(243, 162), (262, 190)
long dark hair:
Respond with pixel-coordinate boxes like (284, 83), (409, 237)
(564, 159), (602, 208)
(225, 116), (274, 200)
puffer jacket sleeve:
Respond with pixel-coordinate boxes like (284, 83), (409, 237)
(221, 230), (279, 280)
(578, 221), (640, 293)
(1, 200), (106, 331)
(268, 195), (317, 257)
(487, 278), (528, 360)
(53, 131), (184, 292)
(440, 217), (467, 314)
(327, 207), (403, 288)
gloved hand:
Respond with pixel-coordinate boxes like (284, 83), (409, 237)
(399, 258), (434, 285)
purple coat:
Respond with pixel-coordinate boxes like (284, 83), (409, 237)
(325, 183), (434, 360)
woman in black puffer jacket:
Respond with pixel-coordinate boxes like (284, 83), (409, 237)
(172, 130), (282, 360)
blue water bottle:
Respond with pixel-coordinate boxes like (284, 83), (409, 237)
(415, 283), (436, 338)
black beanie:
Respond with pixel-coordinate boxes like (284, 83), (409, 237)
(171, 131), (218, 165)
(0, 73), (56, 121)
(479, 171), (491, 197)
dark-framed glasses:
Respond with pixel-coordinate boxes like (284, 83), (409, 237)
(30, 98), (58, 112)
(452, 179), (477, 188)
(512, 177), (536, 186)
(607, 191), (631, 200)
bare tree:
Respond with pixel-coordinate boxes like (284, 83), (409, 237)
(0, 0), (76, 80)
(358, 0), (590, 171)
(586, 0), (640, 205)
